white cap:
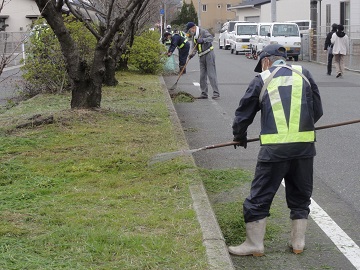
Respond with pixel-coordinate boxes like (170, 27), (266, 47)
(166, 25), (171, 29)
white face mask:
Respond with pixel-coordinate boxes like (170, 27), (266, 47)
(261, 58), (270, 72)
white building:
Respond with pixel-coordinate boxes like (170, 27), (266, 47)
(319, 0), (360, 35)
(0, 0), (100, 33)
(229, 0), (360, 36)
(228, 0), (310, 23)
(0, 0), (40, 32)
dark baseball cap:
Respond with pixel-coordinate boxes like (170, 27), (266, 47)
(254, 44), (287, 72)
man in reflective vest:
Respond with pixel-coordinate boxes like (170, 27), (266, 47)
(229, 44), (323, 256)
(186, 22), (220, 99)
(164, 31), (190, 74)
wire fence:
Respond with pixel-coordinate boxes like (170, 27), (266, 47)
(1, 27), (360, 72)
(0, 32), (28, 68)
(300, 25), (360, 72)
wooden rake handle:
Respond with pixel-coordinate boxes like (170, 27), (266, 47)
(202, 119), (360, 151)
(175, 36), (200, 82)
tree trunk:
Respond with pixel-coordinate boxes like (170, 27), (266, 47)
(103, 54), (118, 86)
(71, 47), (106, 108)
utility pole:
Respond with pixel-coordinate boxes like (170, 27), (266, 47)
(198, 0), (201, 27)
(271, 0), (276, 22)
(163, 1), (167, 30)
(160, 4), (164, 37)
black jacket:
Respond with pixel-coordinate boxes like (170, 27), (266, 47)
(324, 30), (336, 50)
(232, 64), (323, 162)
(168, 34), (188, 53)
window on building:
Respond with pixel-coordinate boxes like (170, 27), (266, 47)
(326, 4), (331, 32)
(340, 1), (350, 27)
(227, 4), (231, 10)
(202, 4), (207, 12)
(0, 15), (9, 31)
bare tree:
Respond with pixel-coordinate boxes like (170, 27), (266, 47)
(0, 34), (27, 79)
(34, 0), (151, 109)
(104, 0), (155, 85)
(0, 0), (9, 13)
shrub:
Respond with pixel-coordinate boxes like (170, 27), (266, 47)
(21, 17), (96, 96)
(128, 31), (167, 74)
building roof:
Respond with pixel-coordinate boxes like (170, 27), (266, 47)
(228, 0), (271, 10)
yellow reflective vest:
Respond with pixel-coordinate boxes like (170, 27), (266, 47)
(259, 65), (315, 145)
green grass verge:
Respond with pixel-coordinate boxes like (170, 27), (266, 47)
(200, 168), (283, 245)
(0, 72), (207, 270)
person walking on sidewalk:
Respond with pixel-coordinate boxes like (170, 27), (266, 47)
(186, 22), (220, 99)
(229, 44), (323, 256)
(331, 24), (349, 78)
(163, 32), (190, 74)
(324, 23), (337, 75)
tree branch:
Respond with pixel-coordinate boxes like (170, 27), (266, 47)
(64, 0), (101, 40)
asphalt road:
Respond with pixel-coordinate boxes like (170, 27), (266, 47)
(163, 44), (360, 269)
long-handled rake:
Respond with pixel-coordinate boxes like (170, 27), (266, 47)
(169, 38), (200, 90)
(149, 119), (360, 165)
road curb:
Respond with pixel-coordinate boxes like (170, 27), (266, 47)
(159, 76), (235, 270)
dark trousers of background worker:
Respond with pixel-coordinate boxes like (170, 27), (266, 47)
(178, 42), (190, 74)
(243, 158), (313, 223)
(327, 51), (334, 75)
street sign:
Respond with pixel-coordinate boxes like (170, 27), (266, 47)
(160, 9), (164, 15)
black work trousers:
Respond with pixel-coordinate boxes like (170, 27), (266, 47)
(243, 158), (313, 223)
(327, 52), (334, 75)
(178, 42), (190, 67)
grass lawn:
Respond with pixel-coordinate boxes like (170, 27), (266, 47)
(0, 70), (288, 270)
(0, 72), (208, 270)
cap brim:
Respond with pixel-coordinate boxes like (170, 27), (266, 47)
(254, 59), (262, 73)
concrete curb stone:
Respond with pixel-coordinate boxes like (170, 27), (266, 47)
(159, 76), (235, 270)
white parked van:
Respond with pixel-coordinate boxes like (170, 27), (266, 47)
(267, 22), (302, 61)
(251, 22), (302, 61)
(249, 22), (272, 58)
(219, 21), (246, 50)
(229, 22), (258, 55)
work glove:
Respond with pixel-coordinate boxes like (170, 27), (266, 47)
(197, 38), (204, 44)
(233, 137), (247, 149)
(167, 52), (172, 57)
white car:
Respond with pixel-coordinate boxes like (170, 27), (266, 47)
(250, 22), (302, 61)
(219, 21), (245, 50)
(229, 22), (258, 55)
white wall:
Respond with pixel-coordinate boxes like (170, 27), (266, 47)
(350, 0), (360, 26)
(235, 0), (309, 23)
(261, 0), (310, 22)
(1, 0), (40, 32)
(236, 8), (260, 21)
(321, 0), (340, 27)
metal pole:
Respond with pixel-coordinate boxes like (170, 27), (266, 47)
(160, 14), (163, 37)
(271, 0), (276, 22)
(198, 0), (201, 27)
(164, 1), (167, 30)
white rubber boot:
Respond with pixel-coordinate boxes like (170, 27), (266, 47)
(228, 218), (266, 256)
(290, 219), (307, 254)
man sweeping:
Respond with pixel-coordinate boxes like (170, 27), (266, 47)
(230, 44), (323, 256)
(163, 31), (190, 74)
